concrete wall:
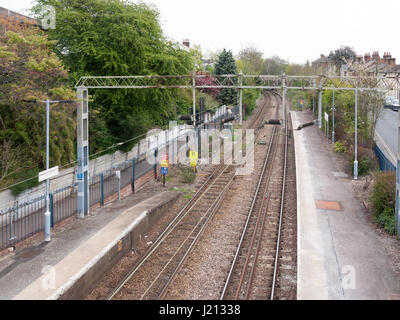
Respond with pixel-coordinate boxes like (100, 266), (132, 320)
(0, 104), (230, 212)
(59, 191), (180, 300)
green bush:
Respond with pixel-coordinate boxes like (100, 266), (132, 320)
(334, 141), (348, 153)
(370, 172), (396, 234)
(180, 167), (196, 184)
(350, 147), (377, 176)
(10, 167), (40, 196)
(375, 208), (396, 235)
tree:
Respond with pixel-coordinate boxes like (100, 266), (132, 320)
(328, 46), (357, 73)
(214, 49), (237, 105)
(0, 14), (75, 191)
(237, 47), (264, 74)
(32, 0), (195, 153)
(262, 56), (287, 75)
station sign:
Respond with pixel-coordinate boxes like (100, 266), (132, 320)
(161, 153), (169, 168)
(39, 166), (59, 182)
(161, 167), (168, 175)
(189, 151), (198, 167)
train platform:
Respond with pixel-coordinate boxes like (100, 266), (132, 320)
(0, 189), (179, 300)
(292, 110), (400, 300)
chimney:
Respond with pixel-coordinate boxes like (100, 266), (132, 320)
(182, 39), (190, 48)
(364, 53), (371, 63)
(382, 52), (393, 65)
(372, 51), (380, 62)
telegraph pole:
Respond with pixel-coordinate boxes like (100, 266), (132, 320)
(192, 71), (196, 127)
(282, 74), (287, 128)
(332, 87), (335, 144)
(354, 88), (358, 180)
(396, 106), (400, 237)
(239, 70), (243, 125)
(318, 80), (323, 128)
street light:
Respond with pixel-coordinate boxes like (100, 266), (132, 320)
(332, 87), (335, 144)
(23, 99), (77, 242)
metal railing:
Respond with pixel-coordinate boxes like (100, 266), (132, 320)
(0, 130), (200, 249)
(0, 105), (232, 250)
(375, 145), (396, 172)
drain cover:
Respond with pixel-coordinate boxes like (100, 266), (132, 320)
(315, 200), (342, 211)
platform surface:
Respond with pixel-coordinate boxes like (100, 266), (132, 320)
(0, 190), (178, 300)
(292, 110), (400, 300)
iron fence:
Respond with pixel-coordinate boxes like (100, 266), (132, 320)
(0, 118), (227, 250)
(0, 194), (46, 249)
(375, 145), (396, 172)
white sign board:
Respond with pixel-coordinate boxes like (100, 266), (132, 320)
(324, 112), (329, 122)
(39, 166), (59, 182)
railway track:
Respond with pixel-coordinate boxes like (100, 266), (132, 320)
(106, 92), (272, 300)
(101, 90), (297, 300)
(220, 93), (296, 300)
(107, 163), (235, 300)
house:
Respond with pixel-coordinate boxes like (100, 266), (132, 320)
(312, 54), (336, 75)
(0, 6), (37, 25)
(340, 51), (400, 99)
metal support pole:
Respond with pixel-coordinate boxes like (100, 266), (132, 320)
(45, 99), (51, 242)
(312, 95), (315, 115)
(354, 88), (358, 180)
(49, 193), (54, 228)
(318, 84), (323, 129)
(282, 76), (287, 129)
(332, 88), (335, 144)
(192, 71), (196, 127)
(117, 172), (121, 201)
(131, 158), (135, 194)
(77, 88), (90, 218)
(239, 70), (243, 125)
(396, 109), (400, 237)
(100, 173), (104, 205)
(154, 148), (158, 180)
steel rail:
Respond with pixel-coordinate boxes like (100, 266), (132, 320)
(234, 115), (280, 299)
(107, 91), (271, 300)
(156, 91), (272, 300)
(220, 105), (280, 300)
(270, 105), (289, 300)
(139, 167), (234, 299)
(157, 173), (236, 300)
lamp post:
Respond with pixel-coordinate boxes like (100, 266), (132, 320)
(354, 88), (358, 180)
(25, 99), (77, 242)
(332, 87), (335, 144)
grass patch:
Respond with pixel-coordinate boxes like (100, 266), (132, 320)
(180, 167), (196, 184)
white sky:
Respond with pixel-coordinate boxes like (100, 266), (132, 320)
(2, 0), (400, 64)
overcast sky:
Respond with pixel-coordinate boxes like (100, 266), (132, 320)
(2, 0), (400, 64)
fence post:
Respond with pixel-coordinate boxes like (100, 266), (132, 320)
(100, 173), (104, 206)
(131, 158), (136, 193)
(154, 148), (158, 180)
(49, 193), (54, 228)
(8, 209), (15, 247)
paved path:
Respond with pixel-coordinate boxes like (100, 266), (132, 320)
(293, 110), (400, 300)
